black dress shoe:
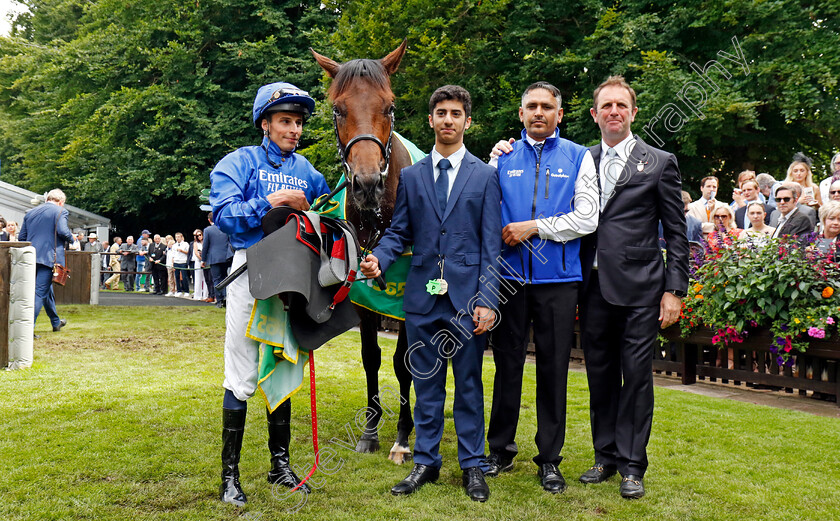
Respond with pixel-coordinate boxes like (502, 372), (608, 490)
(53, 319), (67, 332)
(462, 467), (490, 502)
(538, 463), (566, 494)
(620, 474), (645, 499)
(391, 464), (440, 496)
(482, 453), (514, 477)
(579, 462), (617, 484)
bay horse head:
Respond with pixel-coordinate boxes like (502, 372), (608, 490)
(311, 40), (407, 211)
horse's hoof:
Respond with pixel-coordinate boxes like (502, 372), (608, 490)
(387, 442), (412, 465)
(355, 438), (380, 453)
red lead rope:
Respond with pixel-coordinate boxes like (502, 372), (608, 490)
(291, 350), (319, 492)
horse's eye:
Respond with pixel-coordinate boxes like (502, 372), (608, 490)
(387, 105), (395, 115)
(333, 107), (344, 118)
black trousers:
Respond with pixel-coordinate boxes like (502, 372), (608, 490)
(487, 281), (578, 466)
(580, 271), (658, 477)
(152, 264), (168, 294)
(203, 267), (215, 299)
(210, 262), (231, 301)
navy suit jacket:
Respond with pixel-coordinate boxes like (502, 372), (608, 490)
(203, 224), (233, 265)
(374, 150), (502, 315)
(581, 136), (689, 307)
(18, 201), (75, 267)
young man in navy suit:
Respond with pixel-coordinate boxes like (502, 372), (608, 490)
(361, 85), (502, 502)
(18, 189), (75, 333)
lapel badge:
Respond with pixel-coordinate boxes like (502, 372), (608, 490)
(637, 160), (648, 173)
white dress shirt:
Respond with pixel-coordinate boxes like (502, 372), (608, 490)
(430, 145), (466, 198)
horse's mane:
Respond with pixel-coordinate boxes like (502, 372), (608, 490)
(329, 58), (392, 98)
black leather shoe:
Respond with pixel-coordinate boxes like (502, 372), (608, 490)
(482, 453), (514, 478)
(620, 474), (645, 499)
(220, 408), (247, 506)
(462, 467), (490, 502)
(579, 462), (617, 484)
(391, 463), (440, 496)
(538, 463), (566, 494)
(53, 319), (67, 332)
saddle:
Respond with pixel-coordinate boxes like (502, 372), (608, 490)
(246, 206), (361, 349)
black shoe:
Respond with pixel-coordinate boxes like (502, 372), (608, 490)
(620, 474), (645, 499)
(391, 463), (440, 496)
(216, 300), (225, 308)
(53, 319), (67, 332)
(482, 453), (514, 478)
(579, 462), (617, 484)
(267, 401), (311, 493)
(538, 463), (566, 494)
(220, 408), (247, 506)
(462, 467), (490, 502)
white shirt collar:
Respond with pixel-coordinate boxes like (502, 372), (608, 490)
(431, 145), (466, 171)
(601, 133), (636, 162)
(525, 129), (559, 148)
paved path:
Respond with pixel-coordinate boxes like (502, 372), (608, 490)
(98, 290), (216, 307)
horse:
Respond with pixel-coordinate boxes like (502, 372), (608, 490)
(311, 41), (414, 464)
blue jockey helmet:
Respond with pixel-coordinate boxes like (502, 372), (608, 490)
(252, 82), (316, 129)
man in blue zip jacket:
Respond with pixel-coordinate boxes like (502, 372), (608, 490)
(210, 82), (330, 507)
(486, 82), (599, 493)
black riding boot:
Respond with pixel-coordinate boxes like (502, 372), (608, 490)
(267, 401), (311, 493)
(220, 408), (247, 506)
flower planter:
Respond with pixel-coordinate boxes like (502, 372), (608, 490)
(659, 325), (840, 405)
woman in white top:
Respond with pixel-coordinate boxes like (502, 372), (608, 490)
(191, 229), (208, 301)
(4, 221), (18, 242)
(738, 201), (775, 242)
(818, 153), (840, 206)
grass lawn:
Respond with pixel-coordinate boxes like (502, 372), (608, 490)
(1, 305), (839, 521)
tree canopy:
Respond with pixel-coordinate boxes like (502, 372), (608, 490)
(0, 0), (838, 233)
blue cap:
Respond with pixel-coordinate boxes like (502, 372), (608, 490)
(252, 82), (316, 128)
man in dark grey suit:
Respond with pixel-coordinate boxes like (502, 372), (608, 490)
(771, 183), (815, 239)
(578, 76), (689, 499)
(17, 189), (75, 332)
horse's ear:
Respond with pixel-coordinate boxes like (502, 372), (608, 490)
(311, 48), (340, 78)
(380, 39), (407, 76)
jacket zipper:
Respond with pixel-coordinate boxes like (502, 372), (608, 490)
(529, 146), (542, 283)
(562, 243), (566, 271)
(545, 167), (550, 199)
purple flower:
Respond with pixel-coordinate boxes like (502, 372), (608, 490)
(777, 356), (785, 365)
(776, 337), (785, 346)
(781, 325), (789, 332)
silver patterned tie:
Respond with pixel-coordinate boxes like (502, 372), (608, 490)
(601, 147), (620, 210)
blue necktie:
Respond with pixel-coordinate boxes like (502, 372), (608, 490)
(436, 158), (451, 213)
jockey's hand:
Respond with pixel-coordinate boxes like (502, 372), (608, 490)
(489, 138), (515, 159)
(473, 306), (496, 335)
(360, 254), (381, 279)
(267, 189), (310, 211)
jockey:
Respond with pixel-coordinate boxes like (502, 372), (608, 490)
(210, 82), (330, 506)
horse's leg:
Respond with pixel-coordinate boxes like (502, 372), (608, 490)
(387, 322), (414, 464)
(356, 307), (381, 453)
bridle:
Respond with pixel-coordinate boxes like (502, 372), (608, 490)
(332, 105), (395, 180)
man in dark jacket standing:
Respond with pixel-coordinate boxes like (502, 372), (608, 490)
(578, 76), (689, 499)
(148, 234), (169, 295)
(203, 213), (232, 308)
(18, 189), (75, 332)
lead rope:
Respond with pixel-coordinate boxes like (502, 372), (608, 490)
(291, 350), (319, 492)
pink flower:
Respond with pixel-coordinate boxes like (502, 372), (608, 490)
(807, 327), (826, 339)
(827, 317), (835, 325)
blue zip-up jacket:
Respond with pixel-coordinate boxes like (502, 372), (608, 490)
(210, 136), (330, 250)
(497, 129), (588, 283)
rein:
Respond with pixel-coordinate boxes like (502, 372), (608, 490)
(332, 107), (395, 179)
